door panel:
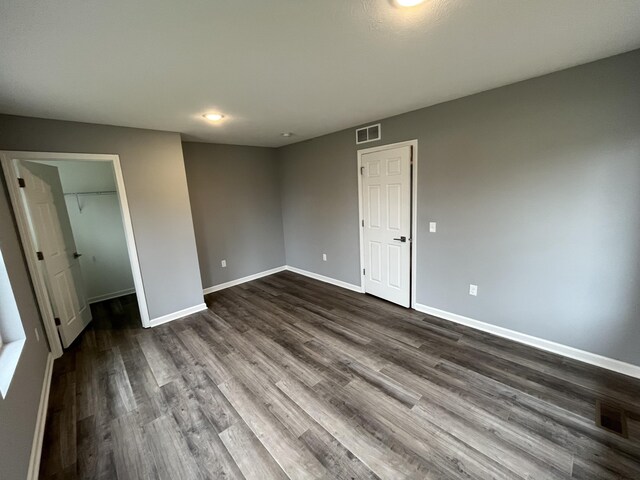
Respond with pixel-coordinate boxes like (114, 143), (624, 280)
(369, 241), (382, 283)
(387, 156), (402, 175)
(368, 185), (381, 228)
(388, 244), (401, 288)
(19, 161), (92, 347)
(387, 183), (402, 230)
(53, 270), (76, 324)
(361, 145), (411, 307)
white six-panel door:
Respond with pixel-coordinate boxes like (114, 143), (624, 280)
(19, 161), (92, 347)
(361, 145), (412, 307)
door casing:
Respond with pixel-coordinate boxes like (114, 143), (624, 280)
(357, 139), (418, 308)
(1, 151), (150, 358)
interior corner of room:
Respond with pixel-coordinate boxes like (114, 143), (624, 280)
(1, 2), (640, 479)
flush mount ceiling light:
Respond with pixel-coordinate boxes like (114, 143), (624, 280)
(281, 132), (293, 137)
(203, 113), (224, 121)
(395, 0), (425, 6)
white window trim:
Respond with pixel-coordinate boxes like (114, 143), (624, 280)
(0, 248), (26, 398)
(0, 338), (26, 398)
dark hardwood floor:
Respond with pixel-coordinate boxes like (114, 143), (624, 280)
(40, 271), (640, 479)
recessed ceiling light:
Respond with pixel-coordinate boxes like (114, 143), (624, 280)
(281, 132), (293, 137)
(395, 0), (425, 6)
(203, 113), (224, 121)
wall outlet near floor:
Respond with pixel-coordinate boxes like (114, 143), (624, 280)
(34, 327), (40, 342)
(221, 260), (227, 268)
(469, 284), (478, 296)
(429, 222), (437, 233)
(322, 253), (327, 261)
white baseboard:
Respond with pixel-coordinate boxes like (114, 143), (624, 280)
(88, 288), (136, 304)
(414, 303), (640, 380)
(202, 264), (639, 379)
(201, 265), (363, 295)
(285, 266), (364, 293)
(148, 303), (208, 328)
(203, 266), (287, 295)
(27, 352), (54, 480)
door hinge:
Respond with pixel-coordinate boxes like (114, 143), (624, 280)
(362, 268), (366, 275)
(360, 166), (364, 175)
(54, 317), (61, 326)
(18, 177), (26, 188)
(36, 251), (44, 261)
(361, 219), (364, 227)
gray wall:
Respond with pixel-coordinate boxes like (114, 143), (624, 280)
(183, 142), (285, 288)
(278, 49), (640, 366)
(0, 115), (204, 319)
(279, 130), (362, 285)
(0, 177), (50, 479)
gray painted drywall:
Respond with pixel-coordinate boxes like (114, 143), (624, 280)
(279, 130), (362, 285)
(49, 161), (135, 302)
(0, 115), (204, 319)
(278, 49), (640, 366)
(0, 176), (50, 479)
(182, 142), (285, 288)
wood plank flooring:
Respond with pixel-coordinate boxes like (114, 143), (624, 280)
(40, 271), (640, 479)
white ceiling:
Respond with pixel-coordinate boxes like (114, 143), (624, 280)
(1, 1), (639, 148)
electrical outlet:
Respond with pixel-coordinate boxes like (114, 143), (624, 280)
(322, 253), (327, 261)
(469, 284), (478, 296)
(221, 260), (227, 268)
(35, 327), (40, 342)
(429, 222), (437, 233)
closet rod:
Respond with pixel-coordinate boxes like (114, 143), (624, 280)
(64, 190), (117, 196)
(64, 190), (117, 212)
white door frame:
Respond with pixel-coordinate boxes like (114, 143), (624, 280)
(1, 151), (150, 358)
(357, 139), (418, 308)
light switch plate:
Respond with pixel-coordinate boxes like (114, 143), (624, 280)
(469, 284), (478, 296)
(221, 260), (227, 268)
(322, 253), (327, 261)
(429, 222), (437, 233)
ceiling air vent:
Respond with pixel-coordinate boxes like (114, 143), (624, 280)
(356, 124), (381, 145)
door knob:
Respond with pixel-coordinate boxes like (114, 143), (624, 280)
(73, 252), (82, 259)
(393, 236), (407, 242)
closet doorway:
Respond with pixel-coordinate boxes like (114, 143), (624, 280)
(1, 151), (148, 358)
